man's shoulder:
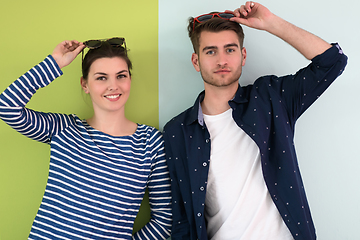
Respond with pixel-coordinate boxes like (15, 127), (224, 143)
(164, 106), (195, 132)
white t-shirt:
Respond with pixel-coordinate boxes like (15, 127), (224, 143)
(203, 108), (293, 240)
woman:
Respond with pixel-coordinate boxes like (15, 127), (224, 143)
(0, 38), (172, 239)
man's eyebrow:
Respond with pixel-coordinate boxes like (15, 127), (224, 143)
(202, 43), (239, 52)
(224, 43), (239, 48)
(202, 46), (218, 52)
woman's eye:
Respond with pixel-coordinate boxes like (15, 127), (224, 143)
(117, 74), (127, 79)
(96, 76), (106, 81)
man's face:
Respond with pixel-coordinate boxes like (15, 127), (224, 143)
(191, 30), (246, 88)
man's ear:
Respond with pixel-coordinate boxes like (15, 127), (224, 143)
(80, 77), (89, 94)
(241, 47), (247, 66)
(191, 53), (201, 72)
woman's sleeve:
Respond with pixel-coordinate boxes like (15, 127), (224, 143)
(0, 55), (75, 144)
(133, 129), (172, 240)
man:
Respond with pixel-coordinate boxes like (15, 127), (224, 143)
(163, 1), (347, 240)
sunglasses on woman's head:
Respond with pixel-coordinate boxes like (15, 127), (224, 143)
(83, 37), (126, 49)
(193, 12), (235, 30)
(82, 37), (126, 61)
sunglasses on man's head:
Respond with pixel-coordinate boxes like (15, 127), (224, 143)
(82, 37), (126, 61)
(193, 12), (235, 30)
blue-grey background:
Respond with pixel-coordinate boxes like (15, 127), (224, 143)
(159, 0), (360, 239)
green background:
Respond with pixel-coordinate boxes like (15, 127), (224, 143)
(0, 0), (159, 239)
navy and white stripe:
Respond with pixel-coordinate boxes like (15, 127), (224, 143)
(0, 55), (172, 240)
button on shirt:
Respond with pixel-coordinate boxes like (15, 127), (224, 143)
(163, 44), (347, 240)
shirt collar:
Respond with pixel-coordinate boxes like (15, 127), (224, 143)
(185, 90), (205, 126)
(231, 84), (248, 104)
(185, 84), (248, 126)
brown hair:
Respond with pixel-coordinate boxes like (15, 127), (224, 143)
(188, 15), (245, 54)
(82, 42), (132, 80)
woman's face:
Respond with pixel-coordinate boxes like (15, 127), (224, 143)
(81, 57), (131, 115)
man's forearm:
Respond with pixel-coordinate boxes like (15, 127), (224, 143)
(266, 14), (332, 60)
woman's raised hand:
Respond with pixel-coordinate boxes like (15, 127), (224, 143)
(51, 40), (85, 69)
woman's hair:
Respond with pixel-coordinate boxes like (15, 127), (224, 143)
(188, 15), (245, 54)
(82, 42), (132, 80)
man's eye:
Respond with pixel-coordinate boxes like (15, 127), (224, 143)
(206, 50), (215, 55)
(227, 48), (235, 53)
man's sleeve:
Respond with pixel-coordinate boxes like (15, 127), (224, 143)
(267, 43), (347, 121)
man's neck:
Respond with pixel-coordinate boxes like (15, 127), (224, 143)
(201, 83), (238, 115)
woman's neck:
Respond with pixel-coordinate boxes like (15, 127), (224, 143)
(86, 111), (137, 137)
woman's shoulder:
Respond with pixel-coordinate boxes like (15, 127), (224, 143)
(136, 124), (160, 133)
(135, 124), (163, 141)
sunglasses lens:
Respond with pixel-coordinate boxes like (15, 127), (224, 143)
(107, 38), (124, 46)
(197, 14), (214, 22)
(218, 13), (235, 19)
(84, 40), (102, 49)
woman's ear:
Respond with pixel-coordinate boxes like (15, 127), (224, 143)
(80, 77), (89, 94)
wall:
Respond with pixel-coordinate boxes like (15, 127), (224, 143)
(159, 0), (360, 239)
(0, 0), (158, 239)
(1, 0), (359, 239)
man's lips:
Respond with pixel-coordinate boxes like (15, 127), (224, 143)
(214, 69), (231, 73)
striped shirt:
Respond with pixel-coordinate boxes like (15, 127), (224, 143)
(0, 55), (172, 240)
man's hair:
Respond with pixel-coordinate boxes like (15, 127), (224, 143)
(188, 15), (245, 54)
